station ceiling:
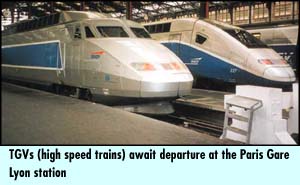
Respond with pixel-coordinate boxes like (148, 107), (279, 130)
(1, 1), (244, 22)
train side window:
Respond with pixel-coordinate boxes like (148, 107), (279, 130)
(149, 25), (155, 33)
(162, 23), (171, 32)
(85, 26), (95, 38)
(38, 18), (43, 28)
(74, 26), (82, 39)
(53, 13), (60, 24)
(48, 15), (54, 25)
(156, 24), (163, 33)
(32, 21), (36, 29)
(43, 17), (49, 27)
(195, 34), (207, 44)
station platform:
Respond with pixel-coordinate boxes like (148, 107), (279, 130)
(175, 89), (230, 112)
(1, 82), (237, 145)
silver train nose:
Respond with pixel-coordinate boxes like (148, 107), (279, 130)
(263, 67), (296, 82)
(140, 73), (193, 97)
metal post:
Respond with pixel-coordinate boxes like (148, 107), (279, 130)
(10, 7), (15, 23)
(126, 1), (132, 20)
(17, 7), (20, 22)
(296, 26), (299, 78)
(248, 3), (252, 25)
(292, 1), (295, 21)
(266, 2), (272, 23)
(229, 5), (233, 25)
(28, 2), (32, 19)
(50, 2), (54, 13)
(198, 1), (207, 18)
(81, 2), (85, 11)
(205, 1), (209, 18)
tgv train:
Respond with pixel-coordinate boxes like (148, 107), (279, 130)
(2, 11), (193, 109)
(144, 19), (296, 91)
(247, 25), (298, 73)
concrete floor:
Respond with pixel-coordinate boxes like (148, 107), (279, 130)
(1, 82), (235, 144)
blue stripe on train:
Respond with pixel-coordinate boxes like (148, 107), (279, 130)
(162, 42), (293, 87)
(2, 42), (62, 68)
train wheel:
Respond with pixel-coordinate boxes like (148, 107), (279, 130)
(85, 89), (93, 101)
(77, 88), (88, 100)
(72, 88), (81, 99)
(78, 88), (93, 101)
(53, 84), (63, 94)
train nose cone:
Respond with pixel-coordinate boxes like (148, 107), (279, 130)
(263, 67), (296, 82)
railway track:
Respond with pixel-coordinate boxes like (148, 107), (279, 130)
(149, 108), (223, 137)
(167, 114), (223, 137)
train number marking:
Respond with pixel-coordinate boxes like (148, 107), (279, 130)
(230, 68), (238, 73)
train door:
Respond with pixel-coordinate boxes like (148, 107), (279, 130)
(94, 20), (123, 94)
(168, 33), (182, 58)
(65, 24), (82, 86)
(81, 23), (108, 89)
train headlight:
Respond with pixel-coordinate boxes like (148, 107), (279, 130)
(160, 62), (187, 70)
(258, 59), (273, 65)
(279, 59), (287, 64)
(258, 59), (288, 65)
(170, 62), (182, 70)
(131, 62), (156, 71)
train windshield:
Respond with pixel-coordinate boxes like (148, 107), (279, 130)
(96, 26), (129, 37)
(224, 29), (269, 48)
(130, 27), (151, 38)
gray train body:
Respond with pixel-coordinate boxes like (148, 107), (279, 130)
(144, 18), (296, 91)
(2, 11), (193, 104)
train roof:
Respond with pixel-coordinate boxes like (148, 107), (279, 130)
(202, 19), (242, 30)
(2, 11), (115, 36)
(144, 17), (243, 31)
(60, 11), (112, 22)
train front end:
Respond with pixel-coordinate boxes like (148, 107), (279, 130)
(85, 18), (193, 101)
(126, 39), (193, 98)
(246, 48), (296, 89)
(90, 37), (193, 99)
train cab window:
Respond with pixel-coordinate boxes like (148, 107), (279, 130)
(74, 26), (82, 39)
(96, 26), (129, 37)
(85, 26), (95, 38)
(224, 29), (268, 48)
(130, 27), (151, 38)
(196, 34), (207, 44)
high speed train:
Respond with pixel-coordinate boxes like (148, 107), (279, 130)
(2, 11), (193, 113)
(144, 18), (296, 91)
(247, 25), (298, 75)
